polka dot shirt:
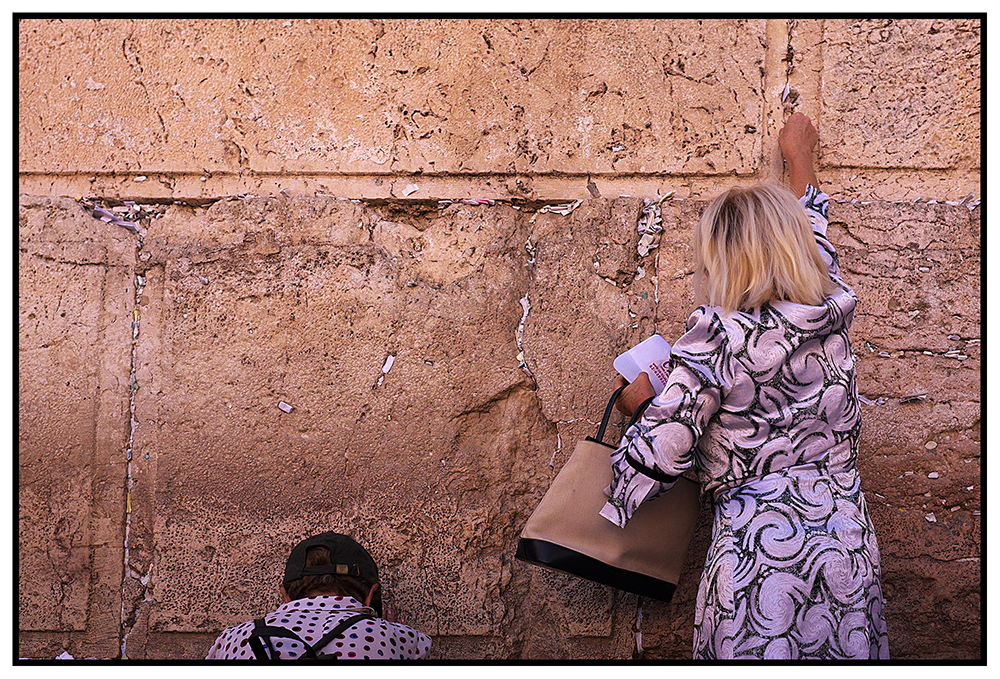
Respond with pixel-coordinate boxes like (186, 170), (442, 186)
(206, 595), (431, 660)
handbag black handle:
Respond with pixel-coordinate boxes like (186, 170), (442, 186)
(592, 385), (627, 444)
(590, 387), (657, 445)
(630, 396), (656, 428)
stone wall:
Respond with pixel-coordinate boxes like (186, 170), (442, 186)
(18, 18), (980, 660)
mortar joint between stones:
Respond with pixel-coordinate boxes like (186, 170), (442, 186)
(119, 236), (148, 659)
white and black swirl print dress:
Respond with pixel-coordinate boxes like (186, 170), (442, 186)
(600, 185), (890, 659)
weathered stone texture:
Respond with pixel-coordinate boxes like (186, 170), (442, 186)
(18, 18), (766, 178)
(122, 198), (560, 658)
(821, 19), (981, 170)
(19, 17), (980, 661)
(18, 18), (982, 204)
(835, 202), (980, 660)
(18, 197), (135, 657)
(525, 199), (657, 443)
(19, 193), (980, 659)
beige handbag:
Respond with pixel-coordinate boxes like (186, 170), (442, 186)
(516, 386), (701, 602)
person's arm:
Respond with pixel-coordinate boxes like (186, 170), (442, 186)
(601, 307), (728, 528)
(780, 114), (848, 286)
(779, 112), (819, 198)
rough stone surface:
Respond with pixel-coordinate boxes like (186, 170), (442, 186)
(821, 19), (981, 170)
(18, 18), (980, 202)
(131, 199), (547, 656)
(18, 18), (765, 177)
(18, 18), (980, 661)
(18, 196), (135, 658)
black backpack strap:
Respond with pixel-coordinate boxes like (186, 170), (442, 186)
(248, 617), (309, 660)
(305, 613), (374, 659)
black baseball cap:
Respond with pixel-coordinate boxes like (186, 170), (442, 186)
(283, 532), (380, 586)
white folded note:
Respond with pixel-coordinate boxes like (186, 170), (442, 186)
(613, 334), (673, 394)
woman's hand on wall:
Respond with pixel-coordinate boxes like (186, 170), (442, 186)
(612, 373), (657, 418)
(779, 112), (820, 198)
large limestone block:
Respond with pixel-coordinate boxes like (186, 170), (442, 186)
(516, 198), (658, 658)
(830, 201), (980, 351)
(822, 19), (980, 170)
(19, 18), (765, 177)
(18, 196), (136, 657)
(130, 194), (686, 658)
(130, 197), (574, 657)
(16, 190), (980, 659)
(833, 200), (980, 578)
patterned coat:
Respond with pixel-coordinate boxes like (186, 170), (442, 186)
(600, 185), (890, 660)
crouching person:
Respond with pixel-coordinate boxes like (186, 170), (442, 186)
(206, 531), (431, 659)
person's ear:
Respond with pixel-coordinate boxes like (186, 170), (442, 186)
(280, 586), (291, 603)
(363, 582), (380, 607)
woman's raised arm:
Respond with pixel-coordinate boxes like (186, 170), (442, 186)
(779, 112), (820, 198)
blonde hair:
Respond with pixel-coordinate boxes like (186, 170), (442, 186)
(692, 182), (838, 310)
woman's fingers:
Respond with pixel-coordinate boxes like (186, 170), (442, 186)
(779, 112), (818, 158)
(632, 371), (654, 394)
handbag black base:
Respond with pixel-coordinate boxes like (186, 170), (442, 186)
(515, 386), (701, 603)
(515, 537), (678, 602)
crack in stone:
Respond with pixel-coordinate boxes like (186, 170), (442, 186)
(515, 295), (533, 380)
(119, 266), (145, 660)
(780, 21), (797, 110)
(93, 200), (166, 659)
(20, 250), (110, 267)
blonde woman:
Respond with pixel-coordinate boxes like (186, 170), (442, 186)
(601, 113), (889, 660)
